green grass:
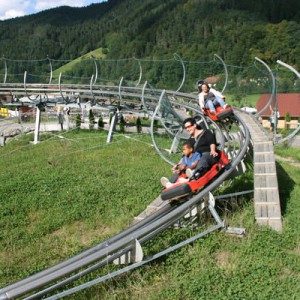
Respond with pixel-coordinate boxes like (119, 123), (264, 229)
(275, 144), (300, 162)
(226, 94), (261, 108)
(52, 48), (106, 79)
(0, 132), (300, 299)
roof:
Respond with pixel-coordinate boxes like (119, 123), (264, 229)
(204, 76), (220, 85)
(256, 94), (300, 117)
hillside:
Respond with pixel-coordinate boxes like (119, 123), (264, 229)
(0, 0), (300, 67)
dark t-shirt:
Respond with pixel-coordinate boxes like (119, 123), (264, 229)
(204, 92), (215, 103)
(187, 129), (216, 154)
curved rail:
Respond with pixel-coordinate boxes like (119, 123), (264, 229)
(275, 60), (300, 144)
(254, 57), (276, 116)
(3, 58), (7, 84)
(48, 57), (53, 85)
(214, 54), (228, 93)
(0, 82), (250, 299)
(134, 57), (143, 87)
(174, 53), (186, 92)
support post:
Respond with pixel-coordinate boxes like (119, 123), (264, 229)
(169, 130), (181, 153)
(113, 239), (143, 265)
(208, 193), (224, 226)
(33, 106), (41, 144)
(106, 112), (118, 144)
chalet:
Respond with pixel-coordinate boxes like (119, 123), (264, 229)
(256, 94), (300, 129)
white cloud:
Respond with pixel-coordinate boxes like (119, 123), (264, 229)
(0, 0), (104, 21)
(34, 0), (86, 11)
(0, 0), (30, 20)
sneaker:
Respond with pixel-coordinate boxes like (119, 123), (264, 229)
(210, 110), (216, 115)
(166, 182), (173, 188)
(223, 104), (228, 109)
(160, 177), (170, 187)
(186, 168), (194, 178)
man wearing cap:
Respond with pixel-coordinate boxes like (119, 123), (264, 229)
(183, 117), (219, 179)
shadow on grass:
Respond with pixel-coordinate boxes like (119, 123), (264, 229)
(275, 161), (295, 215)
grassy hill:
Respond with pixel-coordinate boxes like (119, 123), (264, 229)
(0, 129), (299, 299)
(52, 48), (107, 79)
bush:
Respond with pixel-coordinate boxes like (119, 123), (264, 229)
(98, 115), (104, 129)
(89, 109), (95, 130)
(285, 112), (291, 129)
(75, 113), (81, 129)
(136, 117), (142, 133)
(119, 115), (125, 133)
(153, 119), (158, 133)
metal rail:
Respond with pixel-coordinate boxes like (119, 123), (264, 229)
(275, 60), (300, 144)
(0, 83), (250, 300)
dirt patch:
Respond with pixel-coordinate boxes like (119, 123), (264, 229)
(214, 250), (235, 271)
(51, 221), (116, 247)
(278, 267), (296, 280)
(292, 245), (300, 255)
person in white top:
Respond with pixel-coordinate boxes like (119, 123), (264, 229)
(198, 81), (227, 114)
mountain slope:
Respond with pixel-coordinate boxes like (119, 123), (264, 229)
(0, 0), (300, 71)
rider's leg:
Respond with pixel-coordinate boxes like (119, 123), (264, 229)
(213, 97), (227, 109)
(205, 100), (216, 113)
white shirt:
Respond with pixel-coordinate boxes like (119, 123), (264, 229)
(198, 88), (224, 110)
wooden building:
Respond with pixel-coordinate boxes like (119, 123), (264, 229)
(256, 94), (300, 129)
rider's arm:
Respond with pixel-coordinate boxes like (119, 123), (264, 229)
(198, 93), (205, 110)
(189, 160), (199, 170)
(210, 143), (218, 157)
(210, 88), (225, 99)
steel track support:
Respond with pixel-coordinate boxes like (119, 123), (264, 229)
(106, 112), (118, 144)
(174, 193), (224, 228)
(33, 106), (41, 144)
(41, 196), (224, 300)
(113, 239), (143, 265)
(168, 129), (182, 153)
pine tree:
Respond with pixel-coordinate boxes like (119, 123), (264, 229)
(75, 113), (81, 130)
(98, 114), (104, 129)
(89, 109), (95, 130)
(136, 117), (142, 134)
(119, 115), (125, 133)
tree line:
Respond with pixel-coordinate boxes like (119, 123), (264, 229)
(0, 0), (300, 92)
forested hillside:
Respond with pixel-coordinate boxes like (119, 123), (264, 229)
(1, 0), (300, 91)
(1, 0), (300, 63)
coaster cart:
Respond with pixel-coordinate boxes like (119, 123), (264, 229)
(161, 150), (230, 201)
(204, 105), (233, 121)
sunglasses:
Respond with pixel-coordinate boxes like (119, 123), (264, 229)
(184, 124), (193, 129)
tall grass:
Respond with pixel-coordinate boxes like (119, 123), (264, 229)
(0, 132), (299, 299)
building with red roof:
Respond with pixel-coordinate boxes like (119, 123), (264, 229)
(256, 94), (300, 129)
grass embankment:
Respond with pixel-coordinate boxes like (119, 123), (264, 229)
(52, 48), (106, 82)
(0, 131), (299, 299)
(226, 94), (261, 108)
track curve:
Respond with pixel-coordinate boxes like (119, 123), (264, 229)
(0, 84), (250, 300)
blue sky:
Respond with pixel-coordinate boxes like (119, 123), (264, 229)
(0, 0), (106, 20)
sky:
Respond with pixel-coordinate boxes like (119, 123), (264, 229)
(0, 0), (106, 21)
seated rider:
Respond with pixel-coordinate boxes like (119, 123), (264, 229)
(161, 141), (201, 188)
(198, 80), (228, 114)
(183, 117), (219, 179)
